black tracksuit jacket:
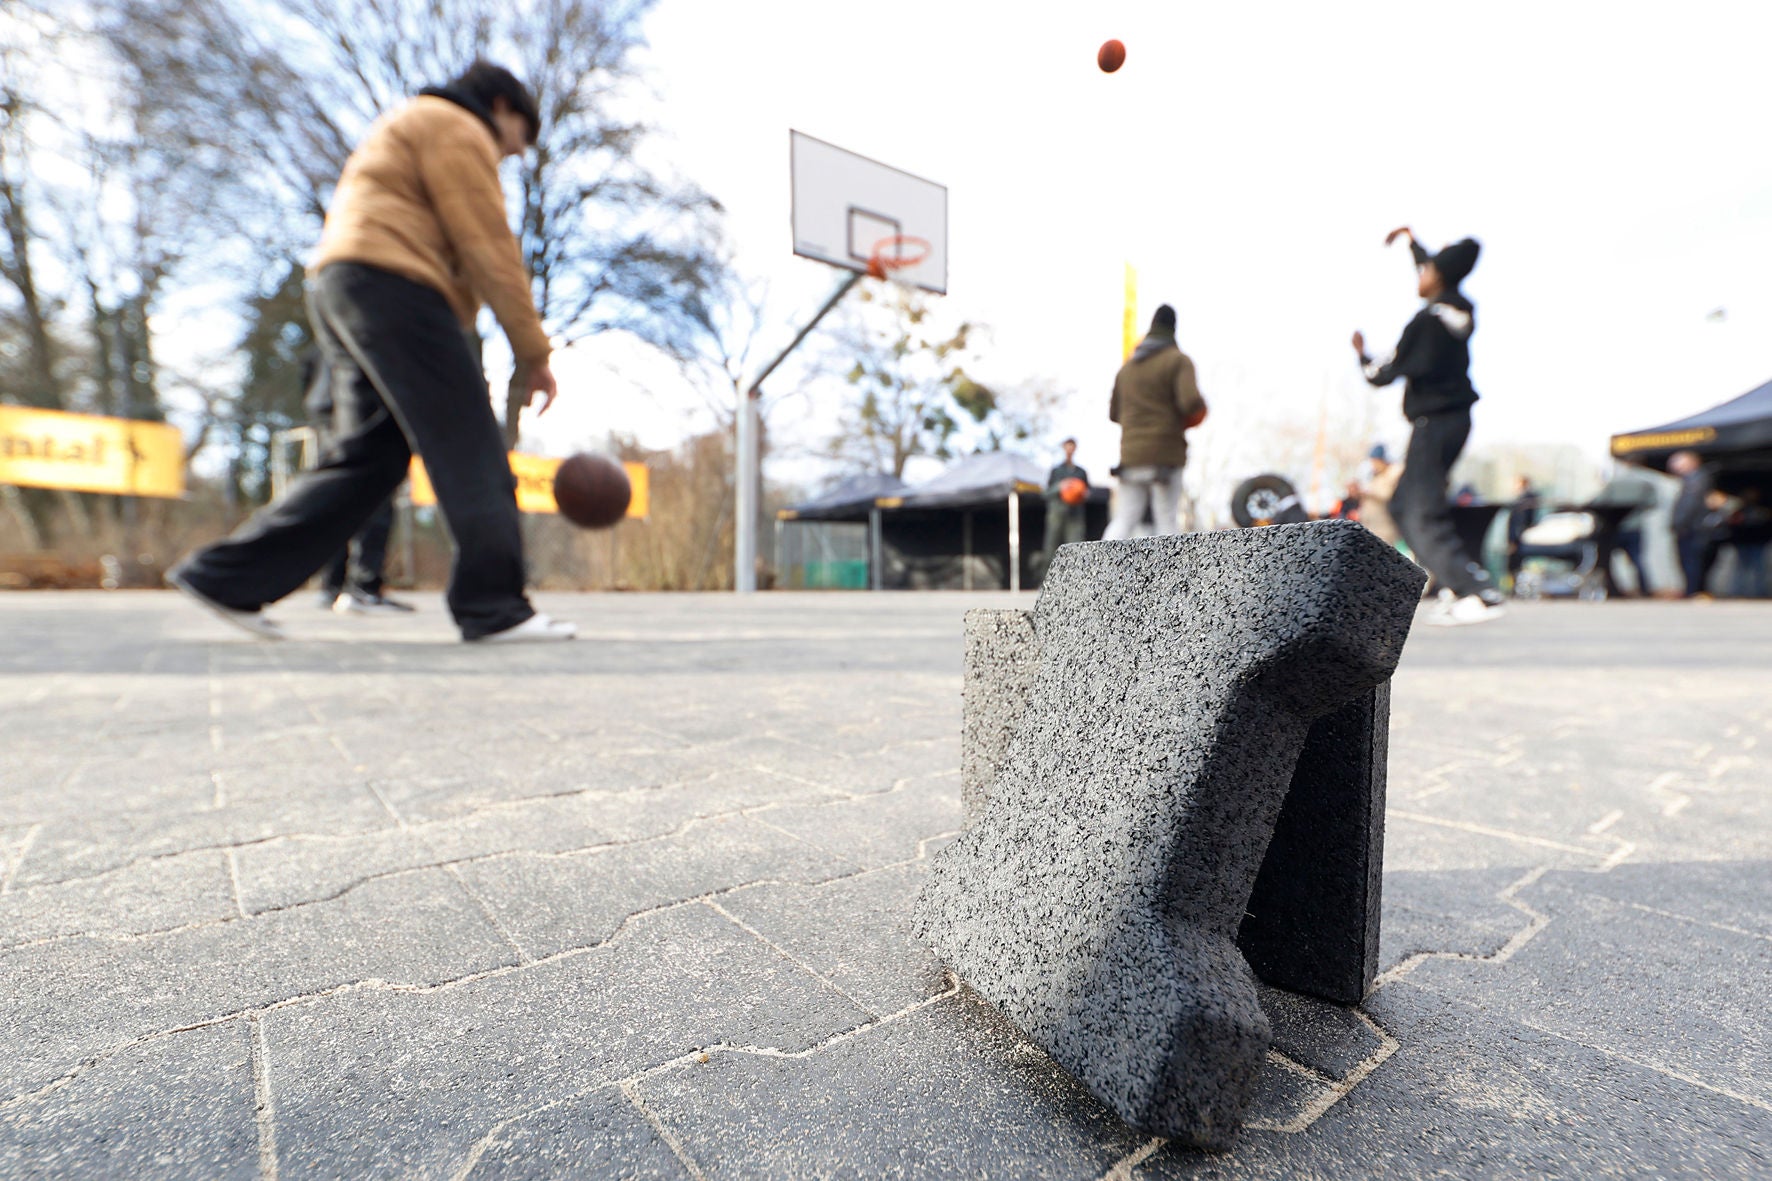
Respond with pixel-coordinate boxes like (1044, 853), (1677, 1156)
(1361, 242), (1480, 419)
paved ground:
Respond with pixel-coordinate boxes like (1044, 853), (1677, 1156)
(0, 590), (1767, 1179)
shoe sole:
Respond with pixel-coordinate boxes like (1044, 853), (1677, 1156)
(470, 630), (577, 644)
(169, 573), (284, 641)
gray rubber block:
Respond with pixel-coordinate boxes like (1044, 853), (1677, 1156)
(915, 521), (1424, 1149)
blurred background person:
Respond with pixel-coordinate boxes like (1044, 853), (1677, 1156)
(303, 350), (413, 615)
(1670, 450), (1717, 598)
(1727, 488), (1770, 599)
(1353, 228), (1505, 625)
(1357, 445), (1404, 547)
(1040, 437), (1089, 575)
(1105, 304), (1207, 541)
(1505, 475), (1541, 592)
(1594, 457), (1663, 597)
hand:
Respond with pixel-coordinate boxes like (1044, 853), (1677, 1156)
(1351, 331), (1366, 355)
(520, 361), (558, 416)
(1384, 226), (1413, 247)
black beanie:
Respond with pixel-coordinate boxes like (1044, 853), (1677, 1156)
(1151, 304), (1177, 332)
(1432, 239), (1480, 286)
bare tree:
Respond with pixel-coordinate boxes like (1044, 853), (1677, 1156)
(102, 0), (727, 447)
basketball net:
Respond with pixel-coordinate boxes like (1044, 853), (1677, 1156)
(866, 235), (932, 281)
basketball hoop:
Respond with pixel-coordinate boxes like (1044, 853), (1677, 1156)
(866, 234), (932, 280)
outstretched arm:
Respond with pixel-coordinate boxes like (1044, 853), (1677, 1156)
(1386, 225), (1431, 267)
(1357, 316), (1441, 388)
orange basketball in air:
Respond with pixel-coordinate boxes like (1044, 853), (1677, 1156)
(1097, 39), (1126, 73)
(1060, 478), (1088, 506)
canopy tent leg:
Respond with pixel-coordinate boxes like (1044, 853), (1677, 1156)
(963, 510), (973, 591)
(1008, 490), (1022, 594)
(870, 506), (883, 592)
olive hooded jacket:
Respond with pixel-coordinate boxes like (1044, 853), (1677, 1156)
(1110, 331), (1208, 469)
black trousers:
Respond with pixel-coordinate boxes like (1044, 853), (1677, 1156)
(174, 263), (534, 639)
(1615, 528), (1651, 596)
(317, 497), (393, 597)
(1678, 533), (1716, 597)
(1040, 504), (1088, 573)
(1392, 411), (1493, 600)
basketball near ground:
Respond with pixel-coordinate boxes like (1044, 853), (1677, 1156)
(1097, 39), (1126, 73)
(553, 452), (631, 529)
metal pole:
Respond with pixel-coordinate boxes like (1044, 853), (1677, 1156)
(735, 385), (759, 593)
(869, 506), (883, 591)
(737, 269), (867, 594)
(1008, 490), (1022, 594)
(963, 510), (973, 591)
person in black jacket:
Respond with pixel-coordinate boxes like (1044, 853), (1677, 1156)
(1353, 227), (1504, 626)
(1504, 475), (1541, 588)
(1669, 450), (1719, 597)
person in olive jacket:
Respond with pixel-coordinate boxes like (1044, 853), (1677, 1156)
(1104, 305), (1208, 540)
(171, 62), (574, 643)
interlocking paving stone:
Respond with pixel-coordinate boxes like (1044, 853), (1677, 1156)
(1406, 865), (1772, 1105)
(11, 783), (396, 887)
(454, 813), (858, 959)
(0, 591), (1767, 1178)
(1140, 983), (1772, 1179)
(1255, 987), (1386, 1082)
(259, 904), (868, 1179)
(760, 774), (963, 869)
(0, 867), (515, 1099)
(0, 1020), (259, 1179)
(460, 1086), (692, 1180)
(0, 850), (236, 947)
(715, 863), (951, 1016)
(636, 992), (1150, 1179)
(1378, 866), (1536, 968)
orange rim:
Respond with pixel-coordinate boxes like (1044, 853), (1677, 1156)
(865, 235), (931, 279)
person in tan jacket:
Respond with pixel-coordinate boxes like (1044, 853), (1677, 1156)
(171, 61), (573, 643)
(1104, 304), (1208, 540)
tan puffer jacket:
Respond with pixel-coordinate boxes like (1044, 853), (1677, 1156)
(1110, 340), (1208, 468)
(311, 96), (551, 364)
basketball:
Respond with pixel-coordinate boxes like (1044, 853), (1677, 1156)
(1060, 477), (1088, 506)
(1097, 39), (1126, 73)
(553, 452), (631, 529)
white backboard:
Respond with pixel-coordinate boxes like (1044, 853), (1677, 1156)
(790, 131), (948, 295)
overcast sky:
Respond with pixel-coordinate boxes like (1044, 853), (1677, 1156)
(413, 2), (1772, 494)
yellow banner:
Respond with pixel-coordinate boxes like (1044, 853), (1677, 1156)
(410, 452), (649, 519)
(1610, 427), (1717, 455)
(0, 405), (185, 498)
(1122, 262), (1138, 360)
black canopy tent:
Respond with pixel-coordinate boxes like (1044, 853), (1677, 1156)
(1611, 379), (1772, 493)
(778, 453), (1109, 591)
(776, 473), (909, 521)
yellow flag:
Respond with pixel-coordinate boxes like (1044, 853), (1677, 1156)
(0, 405), (185, 498)
(1122, 263), (1139, 360)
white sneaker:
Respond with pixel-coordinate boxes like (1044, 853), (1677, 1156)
(1426, 594), (1507, 627)
(333, 590), (417, 616)
(169, 572), (285, 640)
(468, 613), (577, 643)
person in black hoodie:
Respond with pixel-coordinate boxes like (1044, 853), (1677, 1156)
(1353, 228), (1504, 626)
